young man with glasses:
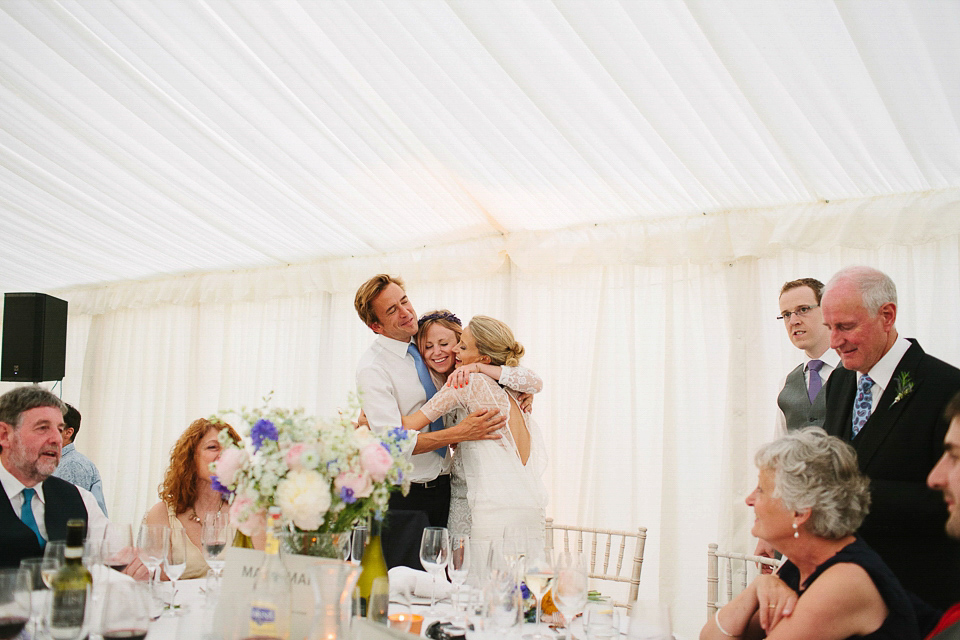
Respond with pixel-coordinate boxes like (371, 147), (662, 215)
(774, 278), (839, 435)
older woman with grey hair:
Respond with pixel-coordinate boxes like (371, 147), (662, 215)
(701, 427), (919, 640)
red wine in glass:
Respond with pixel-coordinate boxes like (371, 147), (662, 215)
(0, 616), (28, 640)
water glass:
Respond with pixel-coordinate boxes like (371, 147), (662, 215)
(136, 524), (168, 605)
(627, 600), (671, 640)
(100, 582), (150, 640)
(448, 534), (471, 616)
(584, 596), (619, 640)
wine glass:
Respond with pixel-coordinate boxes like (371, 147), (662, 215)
(419, 527), (450, 614)
(552, 551), (588, 637)
(482, 566), (522, 635)
(102, 523), (136, 573)
(162, 528), (187, 615)
(448, 534), (471, 619)
(100, 582), (150, 640)
(0, 568), (30, 640)
(136, 525), (168, 603)
(17, 558), (46, 638)
(350, 524), (368, 565)
(201, 512), (229, 580)
(522, 543), (554, 640)
(41, 541), (65, 588)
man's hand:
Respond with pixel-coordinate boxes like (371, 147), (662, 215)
(355, 409), (369, 429)
(754, 539), (777, 575)
(455, 408), (505, 442)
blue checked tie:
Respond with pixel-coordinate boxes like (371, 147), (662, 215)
(20, 488), (45, 547)
(407, 342), (447, 457)
(852, 374), (874, 438)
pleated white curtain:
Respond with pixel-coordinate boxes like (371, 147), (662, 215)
(4, 234), (958, 638)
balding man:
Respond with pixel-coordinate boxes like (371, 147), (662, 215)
(822, 266), (960, 610)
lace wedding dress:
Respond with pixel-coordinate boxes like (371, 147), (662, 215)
(422, 366), (548, 543)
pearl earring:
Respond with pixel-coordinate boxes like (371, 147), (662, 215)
(792, 522), (799, 539)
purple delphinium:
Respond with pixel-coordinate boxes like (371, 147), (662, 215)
(211, 475), (232, 497)
(251, 418), (278, 451)
(388, 427), (408, 441)
(339, 486), (357, 504)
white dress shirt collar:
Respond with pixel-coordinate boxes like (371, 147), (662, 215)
(376, 334), (414, 358)
(0, 458), (45, 504)
(861, 336), (912, 393)
(805, 348), (840, 371)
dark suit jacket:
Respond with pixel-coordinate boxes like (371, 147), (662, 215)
(823, 339), (960, 610)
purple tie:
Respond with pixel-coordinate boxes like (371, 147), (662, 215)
(807, 359), (824, 403)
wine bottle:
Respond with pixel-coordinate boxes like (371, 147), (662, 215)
(49, 519), (93, 640)
(245, 508), (291, 639)
(355, 518), (388, 622)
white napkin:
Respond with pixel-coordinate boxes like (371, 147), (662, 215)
(388, 566), (452, 599)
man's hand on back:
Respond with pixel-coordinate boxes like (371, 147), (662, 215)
(456, 409), (505, 441)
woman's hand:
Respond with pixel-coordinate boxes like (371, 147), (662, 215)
(755, 574), (798, 633)
(447, 363), (481, 389)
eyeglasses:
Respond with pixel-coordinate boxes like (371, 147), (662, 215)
(778, 305), (819, 321)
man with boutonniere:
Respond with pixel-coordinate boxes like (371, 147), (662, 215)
(821, 266), (960, 612)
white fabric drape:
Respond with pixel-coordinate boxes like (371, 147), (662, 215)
(5, 235), (959, 638)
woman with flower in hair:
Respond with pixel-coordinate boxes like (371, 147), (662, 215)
(403, 315), (548, 543)
(144, 417), (251, 579)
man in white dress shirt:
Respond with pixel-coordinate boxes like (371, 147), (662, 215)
(354, 274), (505, 565)
(775, 278), (839, 435)
(0, 386), (107, 567)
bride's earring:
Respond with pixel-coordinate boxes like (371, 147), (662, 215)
(792, 522), (799, 539)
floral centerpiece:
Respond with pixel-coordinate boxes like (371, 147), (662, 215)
(211, 394), (412, 555)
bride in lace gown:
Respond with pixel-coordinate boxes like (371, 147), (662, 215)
(405, 315), (549, 542)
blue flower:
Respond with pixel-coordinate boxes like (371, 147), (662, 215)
(210, 476), (232, 497)
(520, 582), (531, 599)
(339, 486), (357, 504)
(251, 419), (278, 451)
(388, 427), (409, 441)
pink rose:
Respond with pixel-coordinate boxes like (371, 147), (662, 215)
(229, 493), (266, 538)
(214, 448), (247, 486)
(360, 442), (393, 482)
(334, 471), (373, 503)
(285, 443), (310, 471)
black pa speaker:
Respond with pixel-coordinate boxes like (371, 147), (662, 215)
(1, 293), (68, 382)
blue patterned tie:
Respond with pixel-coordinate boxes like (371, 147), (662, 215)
(852, 374), (874, 438)
(20, 488), (45, 547)
(407, 343), (447, 457)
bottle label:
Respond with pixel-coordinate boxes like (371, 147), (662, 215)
(250, 604), (278, 632)
(51, 588), (86, 632)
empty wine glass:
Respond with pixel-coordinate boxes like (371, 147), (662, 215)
(136, 525), (168, 604)
(448, 534), (471, 620)
(17, 558), (46, 638)
(201, 513), (229, 580)
(0, 568), (30, 640)
(162, 528), (187, 615)
(419, 527), (450, 614)
(350, 524), (368, 565)
(102, 523), (136, 573)
(553, 551), (588, 637)
(100, 582), (150, 640)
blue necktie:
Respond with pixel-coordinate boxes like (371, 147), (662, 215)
(408, 343), (447, 457)
(20, 488), (45, 547)
(852, 374), (874, 438)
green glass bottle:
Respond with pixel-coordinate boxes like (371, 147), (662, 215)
(355, 518), (388, 622)
(49, 519), (93, 640)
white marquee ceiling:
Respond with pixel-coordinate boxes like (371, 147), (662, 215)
(2, 0), (959, 295)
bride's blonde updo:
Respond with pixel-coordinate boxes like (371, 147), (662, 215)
(468, 315), (525, 367)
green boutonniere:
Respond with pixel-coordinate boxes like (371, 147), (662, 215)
(890, 371), (915, 408)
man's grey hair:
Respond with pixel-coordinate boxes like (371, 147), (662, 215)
(755, 427), (870, 539)
(0, 385), (66, 428)
(824, 266), (897, 316)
